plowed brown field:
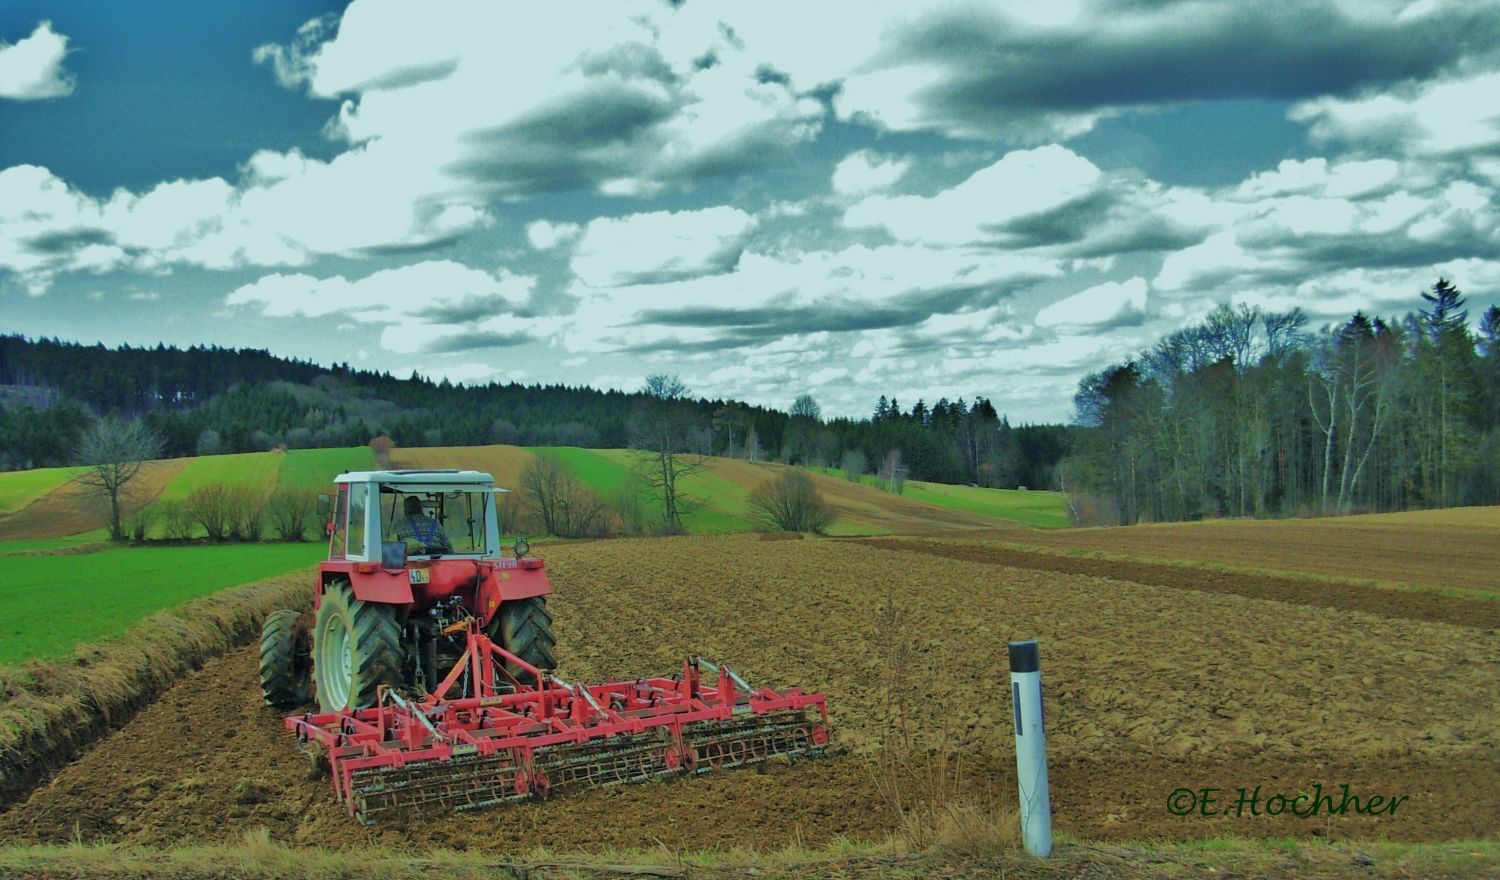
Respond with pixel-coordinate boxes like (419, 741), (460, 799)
(2, 535), (1496, 852)
(998, 508), (1500, 593)
(390, 445), (536, 490)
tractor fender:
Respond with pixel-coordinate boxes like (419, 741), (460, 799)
(476, 562), (551, 625)
(319, 562), (414, 605)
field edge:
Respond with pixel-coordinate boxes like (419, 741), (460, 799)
(0, 834), (1492, 880)
(0, 572), (312, 813)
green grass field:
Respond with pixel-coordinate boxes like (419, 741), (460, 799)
(0, 465), (86, 513)
(153, 452), (283, 504)
(275, 447), (377, 491)
(524, 447), (632, 497)
(810, 467), (1071, 528)
(0, 530), (110, 554)
(0, 543), (324, 665)
(900, 480), (1071, 528)
(548, 448), (756, 533)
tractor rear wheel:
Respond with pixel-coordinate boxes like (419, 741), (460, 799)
(259, 609), (310, 709)
(490, 596), (556, 687)
(314, 580), (402, 712)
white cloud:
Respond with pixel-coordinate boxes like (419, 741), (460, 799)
(1156, 181), (1499, 294)
(831, 150), (912, 196)
(1035, 278), (1149, 329)
(1235, 158), (1401, 201)
(526, 220), (582, 250)
(1291, 70), (1500, 159)
(254, 3), (825, 200)
(843, 145), (1102, 246)
(0, 21), (75, 101)
(563, 241), (1059, 353)
(570, 206), (756, 287)
(225, 260), (532, 324)
(0, 154), (494, 293)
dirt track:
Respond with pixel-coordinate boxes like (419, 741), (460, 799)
(3, 535), (1497, 851)
(1000, 510), (1500, 594)
(860, 539), (1500, 630)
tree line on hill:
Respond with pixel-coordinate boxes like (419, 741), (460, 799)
(0, 333), (1069, 491)
(1064, 280), (1500, 524)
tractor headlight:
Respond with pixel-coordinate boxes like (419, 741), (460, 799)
(514, 537), (530, 558)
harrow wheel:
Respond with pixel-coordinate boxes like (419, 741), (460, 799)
(258, 609), (310, 709)
(489, 596), (555, 686)
(314, 580), (402, 712)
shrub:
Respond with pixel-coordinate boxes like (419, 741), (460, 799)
(265, 488), (316, 541)
(125, 505), (158, 544)
(186, 484), (234, 541)
(747, 468), (836, 534)
(157, 500), (195, 540)
(227, 485), (269, 541)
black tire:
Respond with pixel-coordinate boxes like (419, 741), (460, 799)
(313, 580), (403, 712)
(490, 596), (556, 687)
(259, 609), (311, 710)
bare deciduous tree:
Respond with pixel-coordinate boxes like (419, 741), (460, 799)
(519, 452), (615, 538)
(631, 374), (705, 533)
(747, 469), (836, 534)
(840, 448), (867, 482)
(877, 448), (907, 495)
(75, 417), (164, 541)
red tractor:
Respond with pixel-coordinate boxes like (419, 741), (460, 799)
(259, 469), (553, 712)
(260, 469), (829, 823)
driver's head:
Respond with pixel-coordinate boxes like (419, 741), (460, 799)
(403, 495), (424, 517)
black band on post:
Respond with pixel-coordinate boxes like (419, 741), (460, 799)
(1008, 639), (1040, 673)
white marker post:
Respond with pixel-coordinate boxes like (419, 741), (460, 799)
(1009, 639), (1052, 857)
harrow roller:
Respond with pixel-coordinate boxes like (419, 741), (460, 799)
(286, 623), (830, 823)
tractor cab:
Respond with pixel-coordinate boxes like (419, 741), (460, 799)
(323, 469), (507, 567)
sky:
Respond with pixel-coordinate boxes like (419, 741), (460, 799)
(2, 1), (1498, 423)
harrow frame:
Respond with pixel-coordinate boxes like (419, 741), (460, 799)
(286, 623), (830, 823)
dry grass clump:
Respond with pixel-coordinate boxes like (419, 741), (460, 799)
(0, 573), (311, 810)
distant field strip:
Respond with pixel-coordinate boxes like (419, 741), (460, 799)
(0, 543), (324, 664)
(275, 447), (376, 490)
(901, 480), (1071, 528)
(154, 452), (283, 504)
(0, 466), (87, 514)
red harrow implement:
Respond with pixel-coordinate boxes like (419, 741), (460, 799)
(286, 622), (831, 823)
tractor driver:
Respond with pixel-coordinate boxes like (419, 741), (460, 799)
(393, 495), (453, 553)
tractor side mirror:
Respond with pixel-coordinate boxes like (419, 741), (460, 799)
(381, 540), (407, 568)
(316, 493), (330, 517)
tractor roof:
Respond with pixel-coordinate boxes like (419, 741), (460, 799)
(334, 469), (494, 486)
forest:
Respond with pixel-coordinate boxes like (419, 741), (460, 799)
(0, 334), (1065, 490)
(1065, 280), (1500, 523)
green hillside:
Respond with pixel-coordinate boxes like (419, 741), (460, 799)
(276, 447), (377, 491)
(0, 465), (86, 514)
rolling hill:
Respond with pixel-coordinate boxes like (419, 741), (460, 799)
(0, 445), (1069, 543)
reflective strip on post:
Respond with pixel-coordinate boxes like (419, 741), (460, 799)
(1008, 639), (1052, 858)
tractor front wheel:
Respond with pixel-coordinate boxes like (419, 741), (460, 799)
(314, 580), (402, 712)
(259, 609), (310, 709)
(490, 596), (556, 687)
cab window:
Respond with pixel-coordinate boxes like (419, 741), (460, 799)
(329, 484), (348, 560)
(347, 483), (368, 559)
